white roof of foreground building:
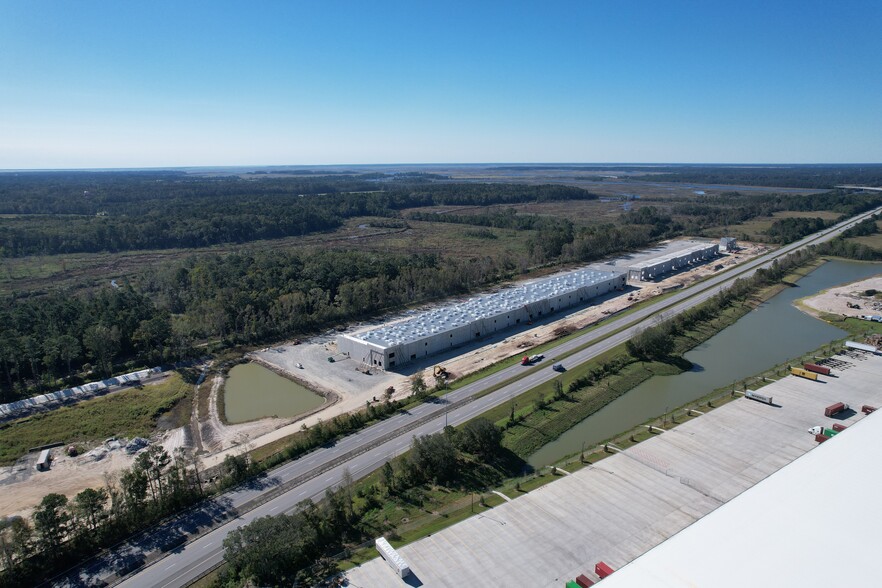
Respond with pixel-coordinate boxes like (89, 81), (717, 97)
(601, 410), (882, 588)
(350, 268), (623, 349)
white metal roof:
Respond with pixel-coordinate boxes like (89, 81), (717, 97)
(599, 410), (882, 588)
(628, 241), (717, 271)
(348, 268), (623, 349)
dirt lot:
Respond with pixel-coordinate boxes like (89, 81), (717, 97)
(797, 274), (882, 319)
(0, 425), (189, 520)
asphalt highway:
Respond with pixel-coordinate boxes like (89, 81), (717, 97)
(64, 206), (881, 588)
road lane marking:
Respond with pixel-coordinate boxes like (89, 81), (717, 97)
(202, 542), (214, 549)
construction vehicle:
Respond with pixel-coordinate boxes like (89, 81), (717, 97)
(433, 365), (448, 378)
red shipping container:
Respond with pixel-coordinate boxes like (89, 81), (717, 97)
(824, 402), (846, 417)
(862, 405), (877, 414)
(595, 562), (615, 579)
(576, 574), (595, 588)
(815, 433), (829, 443)
(803, 363), (831, 376)
(832, 423), (847, 432)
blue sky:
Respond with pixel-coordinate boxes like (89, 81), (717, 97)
(1, 0), (880, 168)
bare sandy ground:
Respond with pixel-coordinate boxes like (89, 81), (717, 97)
(0, 241), (767, 516)
(797, 274), (882, 319)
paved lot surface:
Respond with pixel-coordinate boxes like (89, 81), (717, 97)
(346, 353), (882, 588)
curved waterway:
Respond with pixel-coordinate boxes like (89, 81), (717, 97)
(224, 363), (325, 424)
(528, 259), (882, 467)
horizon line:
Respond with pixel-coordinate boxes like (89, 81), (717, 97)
(2, 162), (881, 173)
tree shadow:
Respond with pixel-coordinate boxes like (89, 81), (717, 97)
(662, 356), (694, 371)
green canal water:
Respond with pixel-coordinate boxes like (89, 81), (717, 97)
(224, 363), (325, 424)
(527, 259), (882, 467)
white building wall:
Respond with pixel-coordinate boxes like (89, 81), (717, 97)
(630, 243), (719, 282)
(337, 272), (625, 370)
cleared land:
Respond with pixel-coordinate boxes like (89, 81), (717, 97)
(797, 274), (882, 319)
(0, 373), (190, 517)
(347, 352), (882, 587)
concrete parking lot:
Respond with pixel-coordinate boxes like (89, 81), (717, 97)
(347, 352), (882, 587)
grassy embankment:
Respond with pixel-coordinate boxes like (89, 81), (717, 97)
(0, 372), (191, 465)
(489, 257), (826, 458)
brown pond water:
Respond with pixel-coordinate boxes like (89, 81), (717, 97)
(224, 363), (325, 424)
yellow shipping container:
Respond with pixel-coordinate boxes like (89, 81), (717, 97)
(791, 367), (818, 381)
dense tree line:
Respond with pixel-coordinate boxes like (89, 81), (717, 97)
(814, 236), (882, 261)
(0, 174), (597, 257)
(672, 190), (882, 238)
(841, 215), (880, 238)
(630, 164), (882, 189)
(0, 248), (515, 401)
(0, 286), (169, 402)
(765, 217), (830, 244)
(220, 420), (505, 586)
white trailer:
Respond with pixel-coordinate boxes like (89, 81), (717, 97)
(375, 537), (411, 578)
(35, 449), (51, 471)
(846, 340), (878, 354)
(745, 390), (773, 405)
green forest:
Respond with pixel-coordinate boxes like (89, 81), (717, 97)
(1, 172), (881, 406)
(0, 174), (595, 256)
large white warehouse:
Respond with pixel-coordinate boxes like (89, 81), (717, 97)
(337, 268), (626, 370)
(627, 240), (719, 281)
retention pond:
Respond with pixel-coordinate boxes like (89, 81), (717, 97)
(224, 362), (325, 424)
(528, 259), (882, 467)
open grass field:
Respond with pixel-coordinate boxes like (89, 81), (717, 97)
(0, 372), (190, 465)
(399, 199), (636, 226)
(847, 221), (882, 249)
(351, 219), (533, 259)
